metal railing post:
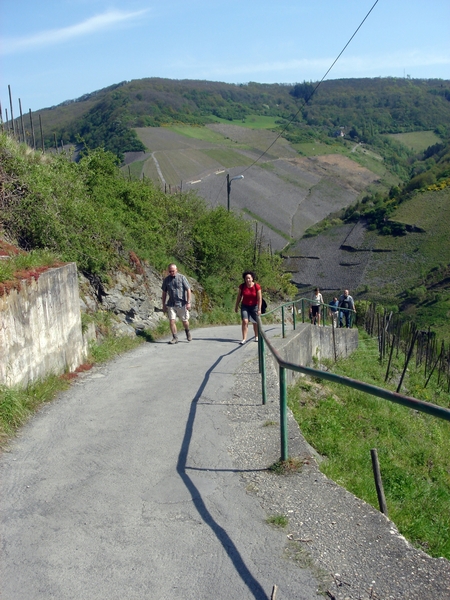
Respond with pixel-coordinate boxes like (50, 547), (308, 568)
(282, 305), (285, 338)
(301, 299), (305, 323)
(293, 302), (296, 330)
(279, 366), (288, 460)
(258, 321), (262, 373)
(261, 336), (267, 405)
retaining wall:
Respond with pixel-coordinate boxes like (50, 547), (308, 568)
(0, 263), (86, 388)
(270, 322), (359, 385)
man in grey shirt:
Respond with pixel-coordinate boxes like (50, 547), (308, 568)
(338, 289), (356, 328)
(161, 263), (192, 344)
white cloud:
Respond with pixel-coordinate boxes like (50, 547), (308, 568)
(1, 9), (148, 55)
(192, 50), (450, 81)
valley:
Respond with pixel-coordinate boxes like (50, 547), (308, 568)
(128, 123), (389, 252)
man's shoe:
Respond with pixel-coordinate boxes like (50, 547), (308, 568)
(186, 330), (192, 342)
(169, 336), (178, 344)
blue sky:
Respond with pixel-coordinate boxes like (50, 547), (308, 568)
(1, 0), (449, 114)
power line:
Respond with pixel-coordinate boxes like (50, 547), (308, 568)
(237, 0), (380, 176)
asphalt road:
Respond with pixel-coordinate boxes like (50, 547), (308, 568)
(0, 325), (321, 600)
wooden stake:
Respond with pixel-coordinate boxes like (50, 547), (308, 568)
(8, 85), (16, 139)
(371, 448), (388, 516)
(39, 114), (45, 152)
(19, 98), (26, 143)
(29, 109), (36, 149)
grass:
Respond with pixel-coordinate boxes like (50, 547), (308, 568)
(406, 290), (450, 344)
(287, 331), (450, 559)
(209, 115), (281, 130)
(266, 514), (289, 528)
(197, 306), (241, 327)
(0, 376), (71, 447)
(388, 131), (441, 152)
(0, 249), (62, 285)
(269, 457), (303, 475)
(141, 157), (161, 182)
(363, 187), (450, 300)
(150, 152), (184, 186)
(167, 124), (234, 143)
(88, 333), (143, 363)
(143, 146), (251, 185)
(351, 146), (395, 180)
(121, 160), (145, 180)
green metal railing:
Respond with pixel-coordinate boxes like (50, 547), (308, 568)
(274, 298), (355, 338)
(258, 300), (450, 461)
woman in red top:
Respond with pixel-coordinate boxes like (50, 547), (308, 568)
(234, 271), (262, 344)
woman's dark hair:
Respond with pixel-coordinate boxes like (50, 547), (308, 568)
(242, 270), (257, 281)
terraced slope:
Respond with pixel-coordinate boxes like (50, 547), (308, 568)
(285, 186), (450, 302)
(132, 125), (383, 251)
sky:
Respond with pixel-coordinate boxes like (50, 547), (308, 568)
(1, 0), (449, 114)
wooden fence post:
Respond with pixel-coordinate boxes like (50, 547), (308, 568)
(371, 449), (388, 516)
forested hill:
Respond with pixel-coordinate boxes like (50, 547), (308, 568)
(27, 77), (450, 159)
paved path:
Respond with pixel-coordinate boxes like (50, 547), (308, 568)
(2, 324), (450, 599)
(0, 325), (320, 600)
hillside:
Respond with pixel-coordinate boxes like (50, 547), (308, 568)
(8, 76), (447, 254)
(0, 133), (294, 306)
(283, 137), (450, 337)
(126, 123), (386, 251)
(4, 76), (450, 338)
(7, 78), (450, 250)
(12, 77), (450, 161)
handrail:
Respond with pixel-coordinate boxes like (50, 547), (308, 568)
(264, 297), (354, 335)
(257, 302), (450, 461)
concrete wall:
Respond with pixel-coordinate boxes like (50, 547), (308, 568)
(270, 322), (359, 385)
(0, 261), (358, 389)
(0, 263), (86, 388)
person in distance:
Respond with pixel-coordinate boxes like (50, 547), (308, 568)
(235, 271), (262, 344)
(161, 263), (192, 344)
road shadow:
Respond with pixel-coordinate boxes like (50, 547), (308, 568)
(176, 345), (270, 600)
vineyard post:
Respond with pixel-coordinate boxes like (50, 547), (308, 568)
(8, 85), (16, 139)
(19, 98), (26, 143)
(39, 114), (44, 152)
(29, 109), (36, 149)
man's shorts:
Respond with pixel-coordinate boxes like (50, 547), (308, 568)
(167, 305), (189, 321)
(241, 304), (258, 323)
